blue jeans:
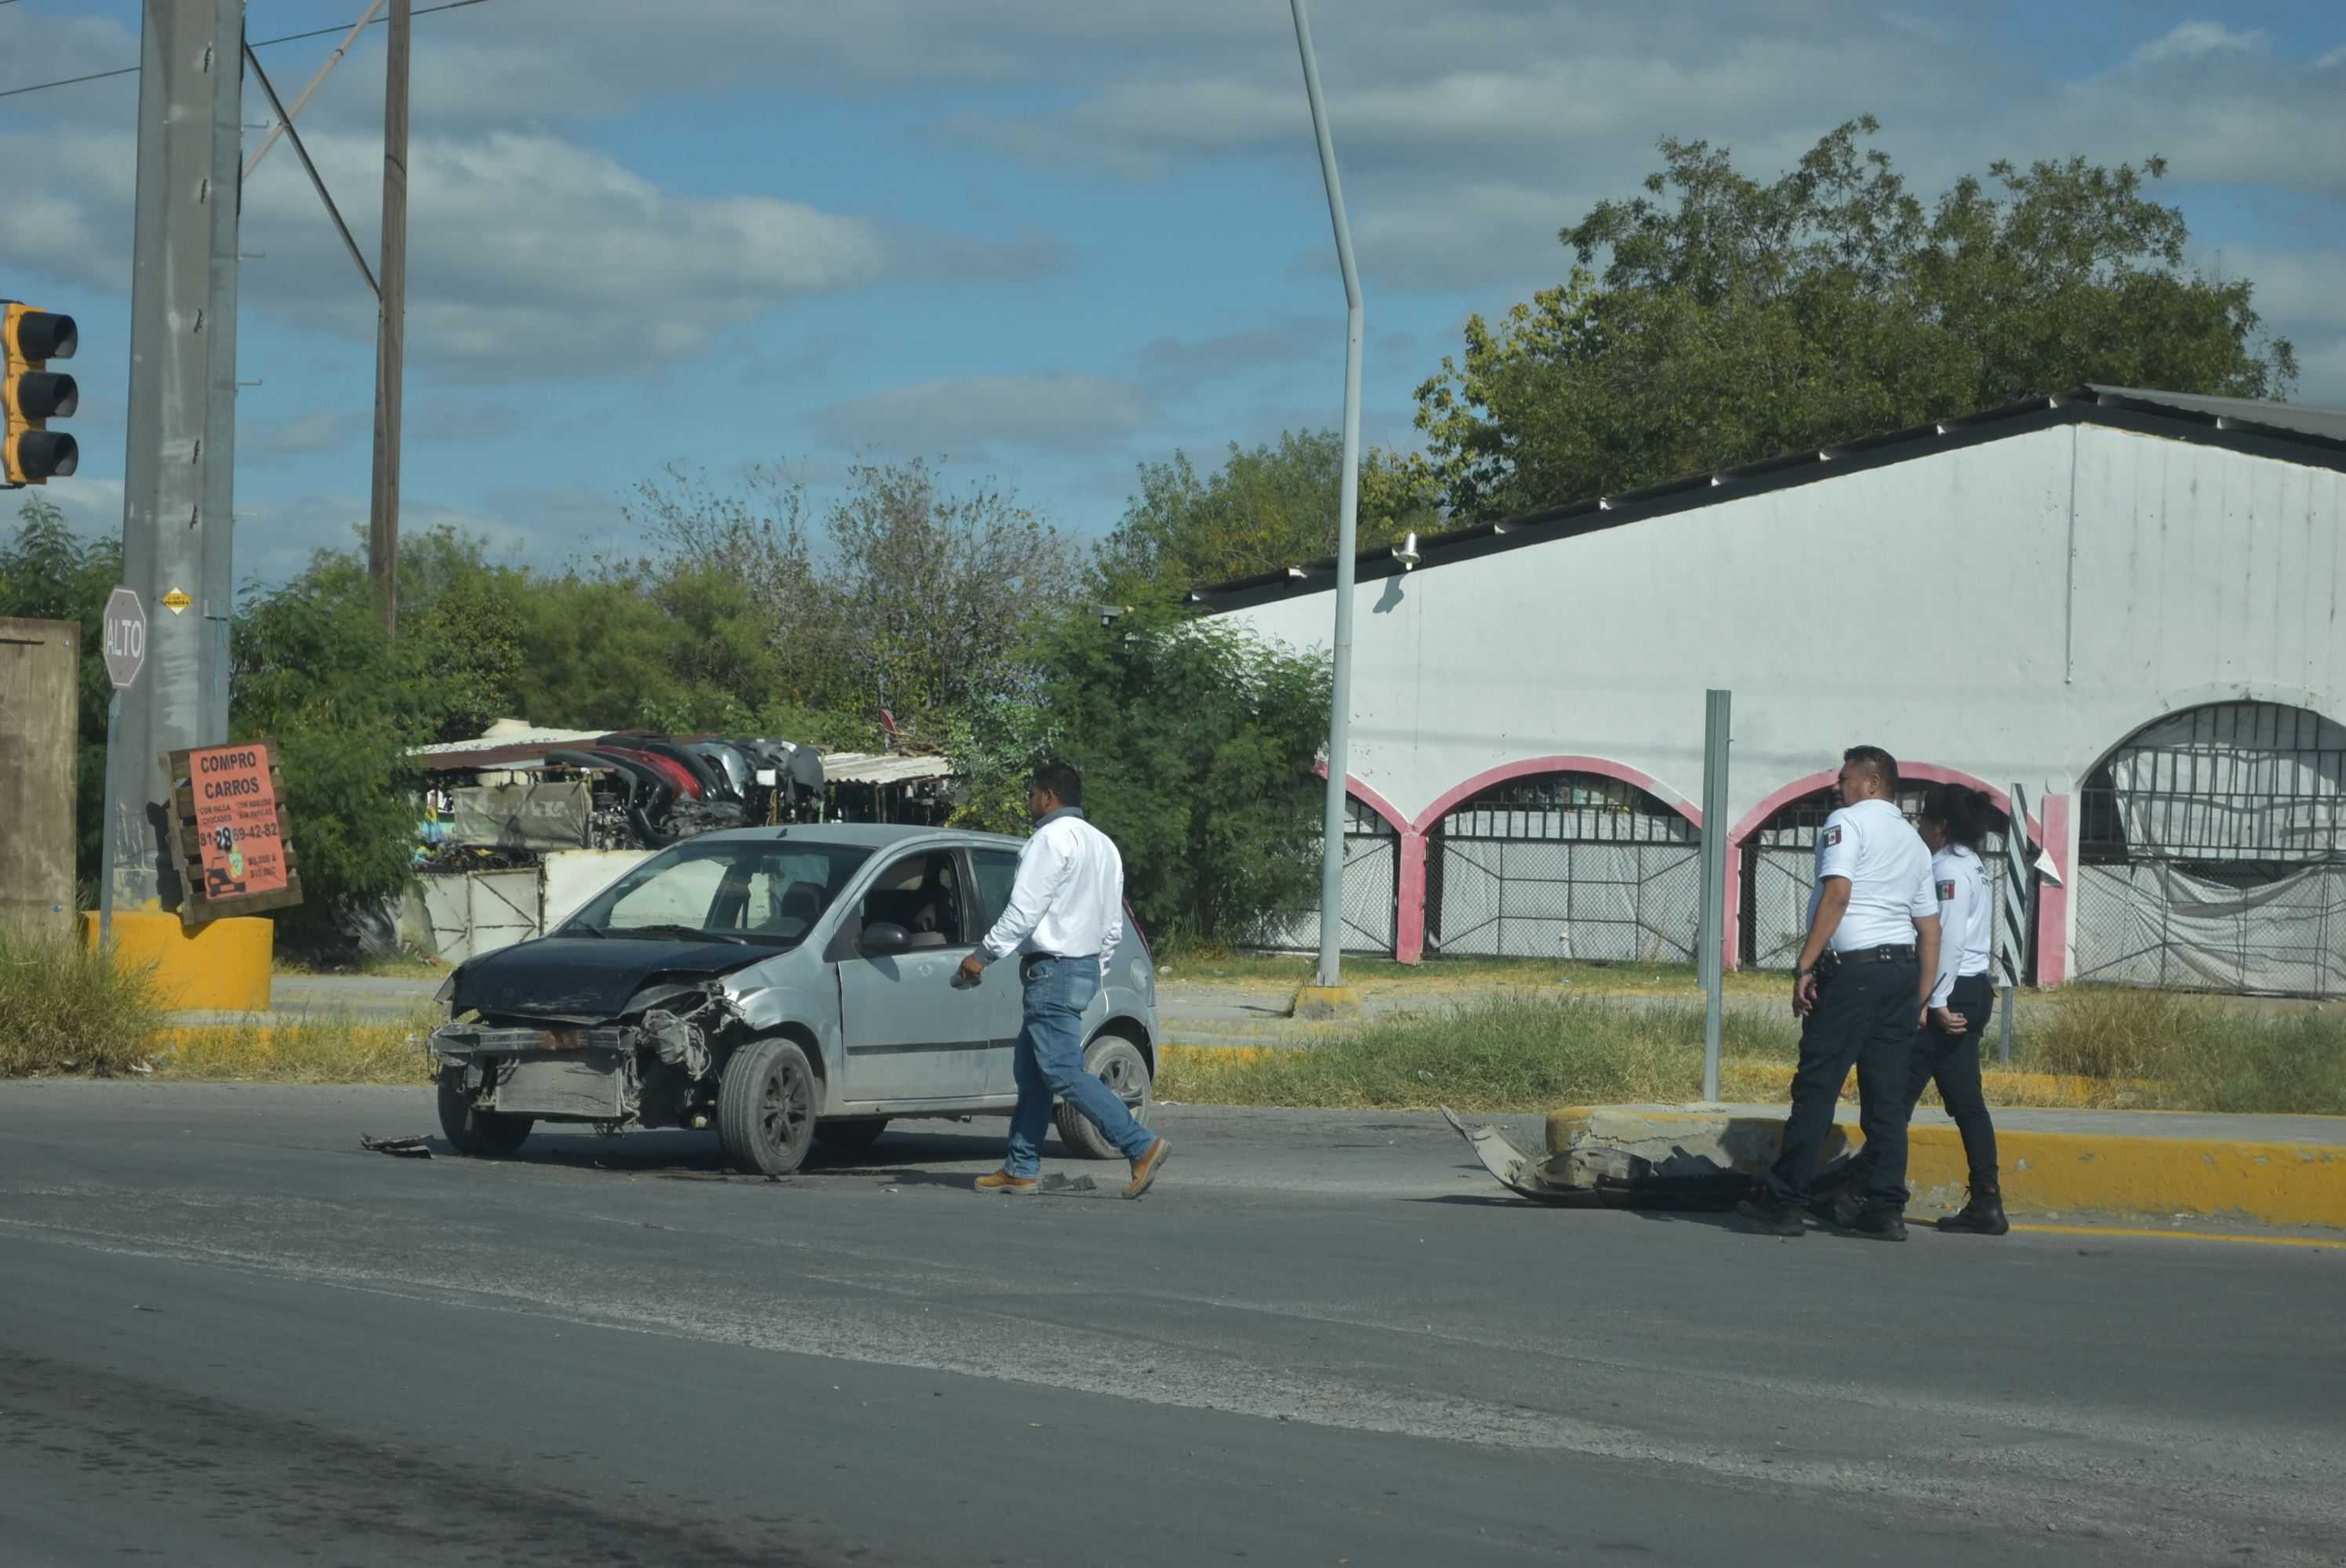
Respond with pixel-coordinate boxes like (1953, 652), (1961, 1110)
(1004, 955), (1155, 1176)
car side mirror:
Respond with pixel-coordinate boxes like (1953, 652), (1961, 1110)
(860, 921), (911, 957)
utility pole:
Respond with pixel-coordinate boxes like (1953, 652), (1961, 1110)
(1289, 0), (1365, 991)
(104, 0), (245, 917)
(366, 0), (411, 637)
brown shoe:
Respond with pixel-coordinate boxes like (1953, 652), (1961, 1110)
(975, 1170), (1038, 1196)
(1121, 1138), (1171, 1200)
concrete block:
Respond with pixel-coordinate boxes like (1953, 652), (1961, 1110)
(83, 909), (273, 1013)
(1542, 1105), (1851, 1189)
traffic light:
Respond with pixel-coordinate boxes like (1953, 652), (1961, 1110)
(2, 301), (79, 488)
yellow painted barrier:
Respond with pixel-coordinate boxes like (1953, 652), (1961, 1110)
(1542, 1105), (2346, 1229)
(82, 909), (272, 1013)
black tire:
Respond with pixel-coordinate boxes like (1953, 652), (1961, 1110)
(436, 1073), (533, 1157)
(1055, 1032), (1153, 1160)
(717, 1037), (819, 1176)
(813, 1118), (889, 1155)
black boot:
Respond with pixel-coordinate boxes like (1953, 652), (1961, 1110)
(1832, 1200), (1907, 1242)
(1735, 1195), (1806, 1237)
(1937, 1184), (2008, 1236)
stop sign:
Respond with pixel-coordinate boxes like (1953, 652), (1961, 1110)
(103, 586), (146, 691)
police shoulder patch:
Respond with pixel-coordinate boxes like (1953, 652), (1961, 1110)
(1937, 879), (1956, 901)
(1821, 825), (1843, 848)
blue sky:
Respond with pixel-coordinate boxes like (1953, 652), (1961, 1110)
(5, 1), (2341, 584)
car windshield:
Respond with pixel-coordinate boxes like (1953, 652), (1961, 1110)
(563, 840), (875, 946)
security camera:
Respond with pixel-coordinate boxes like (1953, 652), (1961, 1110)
(1392, 532), (1420, 571)
(1096, 604), (1128, 628)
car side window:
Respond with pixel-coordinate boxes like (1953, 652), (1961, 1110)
(859, 852), (964, 949)
(971, 848), (1019, 931)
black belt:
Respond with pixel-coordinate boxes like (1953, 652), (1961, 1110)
(1824, 944), (1916, 967)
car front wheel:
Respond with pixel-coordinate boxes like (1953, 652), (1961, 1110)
(718, 1037), (818, 1176)
(1055, 1033), (1153, 1160)
(436, 1073), (533, 1157)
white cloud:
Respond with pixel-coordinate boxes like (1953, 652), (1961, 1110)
(239, 408), (369, 466)
(0, 124), (1059, 383)
(808, 374), (1156, 457)
(2125, 22), (2270, 67)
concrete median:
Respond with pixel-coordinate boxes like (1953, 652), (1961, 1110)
(1542, 1103), (2346, 1229)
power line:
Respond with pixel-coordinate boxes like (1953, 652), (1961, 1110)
(0, 0), (488, 102)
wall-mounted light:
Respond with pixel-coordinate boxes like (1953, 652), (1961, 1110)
(1392, 532), (1420, 571)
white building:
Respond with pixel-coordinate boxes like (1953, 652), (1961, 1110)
(1200, 387), (2346, 997)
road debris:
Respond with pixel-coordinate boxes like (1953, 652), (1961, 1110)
(360, 1134), (434, 1159)
(1038, 1174), (1099, 1195)
(1440, 1107), (1755, 1210)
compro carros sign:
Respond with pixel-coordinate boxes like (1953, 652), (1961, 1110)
(165, 740), (304, 925)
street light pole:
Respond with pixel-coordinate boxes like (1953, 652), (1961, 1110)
(1289, 0), (1364, 990)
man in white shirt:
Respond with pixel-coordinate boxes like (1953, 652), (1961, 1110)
(1738, 746), (1941, 1242)
(955, 762), (1171, 1200)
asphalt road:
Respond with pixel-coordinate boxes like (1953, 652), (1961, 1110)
(2, 1085), (2341, 1567)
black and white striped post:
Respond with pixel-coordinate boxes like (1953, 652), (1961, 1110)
(1996, 782), (2036, 1065)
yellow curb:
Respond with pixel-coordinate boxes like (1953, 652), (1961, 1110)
(1540, 1106), (2346, 1229)
(2010, 1223), (2345, 1251)
(1159, 1043), (1278, 1067)
(1718, 1060), (2153, 1109)
(1290, 985), (1362, 1021)
(83, 910), (274, 1012)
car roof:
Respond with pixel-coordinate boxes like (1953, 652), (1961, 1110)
(695, 822), (1029, 851)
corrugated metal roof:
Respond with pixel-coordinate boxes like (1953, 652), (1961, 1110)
(415, 727), (607, 762)
(2086, 385), (2346, 444)
(1187, 385), (2346, 615)
(823, 752), (958, 786)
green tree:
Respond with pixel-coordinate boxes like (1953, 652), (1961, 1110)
(1404, 118), (2301, 521)
(1098, 429), (1436, 602)
(945, 604), (1331, 946)
(0, 495), (119, 895)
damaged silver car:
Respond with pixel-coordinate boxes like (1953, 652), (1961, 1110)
(425, 824), (1162, 1174)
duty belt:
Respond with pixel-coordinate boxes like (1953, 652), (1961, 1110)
(1824, 944), (1917, 967)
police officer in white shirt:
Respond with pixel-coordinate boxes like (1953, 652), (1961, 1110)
(1815, 782), (2006, 1235)
(1738, 746), (1941, 1241)
(955, 762), (1171, 1200)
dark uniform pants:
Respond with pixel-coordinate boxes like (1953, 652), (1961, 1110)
(1766, 951), (1921, 1210)
(1841, 971), (1999, 1189)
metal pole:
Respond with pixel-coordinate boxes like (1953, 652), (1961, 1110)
(1999, 782), (2035, 1068)
(200, 0), (244, 742)
(98, 691), (122, 950)
(367, 0), (411, 637)
(1290, 0), (1364, 990)
(106, 0), (242, 917)
(1697, 690), (1731, 1102)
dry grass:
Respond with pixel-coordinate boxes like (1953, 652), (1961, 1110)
(1157, 990), (1801, 1112)
(157, 1013), (441, 1085)
(0, 931), (167, 1077)
(1164, 945), (1780, 1000)
(2023, 988), (2346, 1116)
(1160, 986), (2346, 1117)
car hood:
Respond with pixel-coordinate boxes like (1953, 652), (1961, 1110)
(451, 936), (769, 1022)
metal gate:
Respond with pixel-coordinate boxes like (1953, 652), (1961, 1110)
(1247, 797), (1398, 956)
(1429, 773), (1701, 961)
(1740, 785), (2019, 974)
(2073, 702), (2346, 997)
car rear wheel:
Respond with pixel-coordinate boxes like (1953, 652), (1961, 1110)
(813, 1117), (889, 1156)
(718, 1037), (818, 1176)
(436, 1073), (533, 1157)
(1055, 1033), (1153, 1160)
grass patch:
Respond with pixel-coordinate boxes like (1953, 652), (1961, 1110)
(1157, 990), (1801, 1112)
(157, 1013), (441, 1085)
(1160, 985), (2346, 1117)
(0, 931), (166, 1077)
(2024, 989), (2346, 1115)
(1160, 944), (1779, 1000)
(274, 952), (448, 982)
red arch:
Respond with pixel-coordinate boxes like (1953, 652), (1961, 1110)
(1411, 755), (1701, 835)
(1308, 764), (1409, 835)
(1726, 764), (2042, 848)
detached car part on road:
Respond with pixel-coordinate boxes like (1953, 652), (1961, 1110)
(424, 824), (1162, 1174)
